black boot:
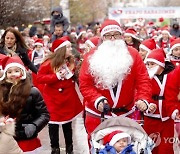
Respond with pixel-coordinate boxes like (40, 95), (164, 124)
(51, 148), (60, 154)
(66, 145), (73, 154)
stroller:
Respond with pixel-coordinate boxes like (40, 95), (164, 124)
(90, 116), (155, 154)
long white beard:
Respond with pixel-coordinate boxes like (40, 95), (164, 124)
(89, 39), (133, 89)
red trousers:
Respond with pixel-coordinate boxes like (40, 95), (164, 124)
(144, 117), (174, 154)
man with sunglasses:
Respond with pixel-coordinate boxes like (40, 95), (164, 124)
(79, 19), (153, 149)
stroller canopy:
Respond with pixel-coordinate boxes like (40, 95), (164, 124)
(90, 116), (155, 154)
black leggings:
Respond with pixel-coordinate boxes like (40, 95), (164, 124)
(48, 122), (73, 149)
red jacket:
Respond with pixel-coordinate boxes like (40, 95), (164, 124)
(145, 72), (175, 121)
(164, 66), (180, 118)
(37, 60), (83, 123)
(79, 46), (152, 117)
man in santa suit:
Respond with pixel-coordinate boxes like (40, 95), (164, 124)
(144, 48), (180, 154)
(79, 19), (153, 147)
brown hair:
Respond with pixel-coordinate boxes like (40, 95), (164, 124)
(0, 27), (28, 49)
(44, 46), (74, 71)
(0, 77), (31, 119)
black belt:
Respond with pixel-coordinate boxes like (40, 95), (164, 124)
(152, 95), (164, 101)
(110, 107), (129, 113)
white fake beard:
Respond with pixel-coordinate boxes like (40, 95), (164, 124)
(147, 65), (159, 79)
(89, 39), (133, 89)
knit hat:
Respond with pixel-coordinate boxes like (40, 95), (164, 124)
(103, 130), (131, 146)
(100, 19), (122, 37)
(170, 38), (180, 53)
(34, 39), (44, 47)
(51, 36), (71, 52)
(145, 48), (166, 68)
(139, 38), (156, 53)
(85, 36), (100, 48)
(0, 56), (26, 80)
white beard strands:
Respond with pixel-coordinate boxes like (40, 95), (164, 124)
(89, 39), (133, 90)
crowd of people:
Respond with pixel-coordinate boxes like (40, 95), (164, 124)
(0, 5), (180, 154)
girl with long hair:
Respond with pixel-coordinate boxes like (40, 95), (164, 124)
(0, 56), (49, 154)
(37, 37), (83, 154)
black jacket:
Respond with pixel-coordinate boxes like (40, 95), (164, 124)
(50, 6), (69, 33)
(0, 45), (38, 74)
(15, 87), (50, 140)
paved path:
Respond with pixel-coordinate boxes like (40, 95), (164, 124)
(38, 114), (89, 154)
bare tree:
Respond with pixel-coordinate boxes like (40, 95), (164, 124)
(69, 0), (106, 25)
(0, 0), (48, 29)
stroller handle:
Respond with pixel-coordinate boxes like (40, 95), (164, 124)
(100, 106), (144, 125)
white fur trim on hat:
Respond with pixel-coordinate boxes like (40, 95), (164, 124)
(101, 25), (122, 37)
(86, 40), (95, 48)
(124, 33), (140, 40)
(54, 40), (71, 52)
(161, 30), (172, 37)
(34, 42), (43, 46)
(139, 44), (151, 53)
(0, 63), (26, 81)
(145, 58), (165, 68)
(109, 132), (131, 146)
(77, 31), (86, 39)
(170, 43), (180, 53)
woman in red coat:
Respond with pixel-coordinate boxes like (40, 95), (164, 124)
(37, 37), (83, 154)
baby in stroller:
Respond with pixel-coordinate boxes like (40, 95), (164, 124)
(90, 116), (155, 154)
(99, 130), (136, 154)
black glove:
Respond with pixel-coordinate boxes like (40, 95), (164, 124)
(23, 124), (36, 138)
(103, 103), (110, 114)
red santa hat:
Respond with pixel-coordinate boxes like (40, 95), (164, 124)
(0, 56), (26, 80)
(124, 28), (139, 40)
(70, 31), (78, 39)
(139, 38), (156, 53)
(161, 26), (172, 37)
(148, 21), (154, 27)
(100, 19), (122, 37)
(0, 54), (8, 71)
(103, 130), (131, 146)
(85, 36), (100, 48)
(170, 38), (180, 53)
(43, 35), (50, 40)
(150, 29), (158, 38)
(34, 39), (44, 47)
(77, 29), (86, 39)
(145, 48), (166, 68)
(51, 36), (71, 52)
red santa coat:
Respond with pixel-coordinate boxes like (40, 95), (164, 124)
(37, 60), (83, 124)
(144, 72), (176, 154)
(170, 59), (180, 68)
(144, 74), (173, 121)
(164, 66), (180, 116)
(79, 46), (152, 117)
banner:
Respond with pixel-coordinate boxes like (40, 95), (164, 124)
(109, 7), (180, 19)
